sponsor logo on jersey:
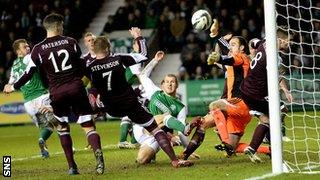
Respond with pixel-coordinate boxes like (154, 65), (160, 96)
(170, 105), (176, 111)
(0, 103), (25, 114)
(154, 100), (171, 114)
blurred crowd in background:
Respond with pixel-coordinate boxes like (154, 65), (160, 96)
(0, 0), (102, 89)
(0, 0), (319, 89)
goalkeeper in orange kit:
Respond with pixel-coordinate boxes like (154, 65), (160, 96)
(179, 19), (270, 160)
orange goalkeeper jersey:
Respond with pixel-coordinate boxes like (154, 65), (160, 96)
(221, 52), (250, 99)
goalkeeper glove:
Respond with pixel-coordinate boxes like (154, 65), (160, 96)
(207, 52), (221, 65)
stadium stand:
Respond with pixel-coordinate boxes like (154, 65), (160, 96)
(0, 0), (319, 88)
(0, 0), (102, 89)
(100, 0), (319, 80)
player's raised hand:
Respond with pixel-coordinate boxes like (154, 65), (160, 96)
(129, 27), (142, 39)
(207, 52), (220, 65)
(3, 84), (14, 94)
(210, 19), (219, 38)
(154, 51), (165, 61)
(284, 90), (293, 103)
(39, 106), (53, 114)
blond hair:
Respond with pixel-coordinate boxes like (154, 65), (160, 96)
(12, 39), (27, 55)
(161, 74), (179, 85)
(84, 32), (95, 38)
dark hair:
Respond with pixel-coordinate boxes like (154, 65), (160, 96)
(43, 13), (64, 30)
(12, 39), (27, 54)
(249, 38), (261, 50)
(277, 26), (290, 39)
(233, 36), (249, 55)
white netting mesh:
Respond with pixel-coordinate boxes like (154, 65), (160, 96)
(276, 0), (320, 173)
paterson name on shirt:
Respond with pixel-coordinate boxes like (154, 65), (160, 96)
(91, 60), (120, 72)
(41, 39), (69, 50)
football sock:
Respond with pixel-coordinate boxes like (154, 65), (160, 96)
(178, 132), (189, 148)
(183, 127), (205, 159)
(153, 129), (177, 161)
(40, 127), (53, 141)
(249, 123), (269, 151)
(265, 130), (270, 142)
(210, 109), (229, 144)
(130, 133), (138, 144)
(127, 125), (138, 144)
(236, 143), (270, 154)
(281, 114), (286, 136)
(164, 115), (185, 133)
(257, 145), (271, 154)
(119, 123), (130, 142)
(59, 133), (76, 168)
(87, 130), (102, 152)
(235, 143), (247, 153)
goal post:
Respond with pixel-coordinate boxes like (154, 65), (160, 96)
(264, 0), (283, 174)
(266, 0), (320, 174)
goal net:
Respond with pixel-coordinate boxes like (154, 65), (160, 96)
(276, 0), (320, 173)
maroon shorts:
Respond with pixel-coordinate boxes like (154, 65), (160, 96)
(50, 84), (93, 117)
(102, 95), (153, 125)
(241, 93), (269, 115)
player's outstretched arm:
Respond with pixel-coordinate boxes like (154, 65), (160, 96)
(141, 51), (164, 77)
(129, 27), (147, 57)
(209, 19), (232, 56)
(210, 19), (219, 38)
(154, 51), (165, 61)
(137, 51), (165, 100)
(279, 79), (293, 103)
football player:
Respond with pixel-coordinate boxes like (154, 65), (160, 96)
(4, 13), (104, 175)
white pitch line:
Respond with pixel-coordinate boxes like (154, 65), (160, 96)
(12, 144), (120, 162)
(245, 172), (279, 180)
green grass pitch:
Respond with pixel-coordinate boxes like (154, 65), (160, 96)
(0, 115), (319, 179)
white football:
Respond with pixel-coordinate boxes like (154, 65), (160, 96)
(191, 9), (212, 31)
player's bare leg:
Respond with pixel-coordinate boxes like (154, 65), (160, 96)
(81, 120), (105, 174)
(145, 120), (194, 168)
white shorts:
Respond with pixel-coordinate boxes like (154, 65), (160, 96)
(24, 93), (51, 126)
(53, 114), (92, 124)
(133, 124), (160, 152)
(120, 116), (132, 126)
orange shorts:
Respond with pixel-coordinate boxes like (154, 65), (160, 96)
(225, 98), (251, 135)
